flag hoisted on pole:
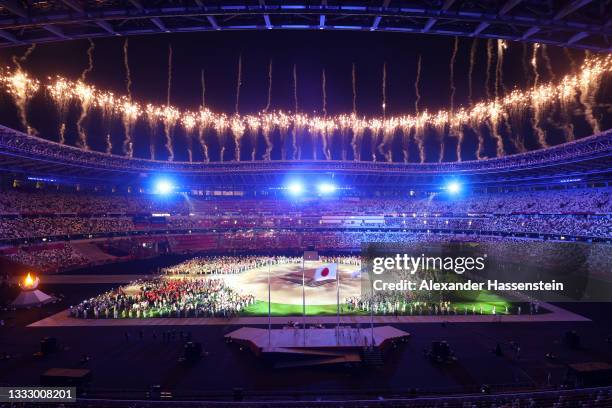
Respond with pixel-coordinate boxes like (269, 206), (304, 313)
(312, 263), (340, 342)
(313, 263), (337, 282)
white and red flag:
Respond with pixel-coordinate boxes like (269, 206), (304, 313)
(313, 263), (337, 281)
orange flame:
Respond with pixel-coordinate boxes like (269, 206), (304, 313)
(23, 273), (34, 288)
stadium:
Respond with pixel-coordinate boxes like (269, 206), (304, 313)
(0, 1), (611, 407)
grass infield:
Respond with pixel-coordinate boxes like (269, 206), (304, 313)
(241, 291), (515, 316)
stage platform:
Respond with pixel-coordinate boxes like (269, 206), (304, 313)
(224, 325), (410, 367)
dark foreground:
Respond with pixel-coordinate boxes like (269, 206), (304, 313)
(1, 282), (612, 403)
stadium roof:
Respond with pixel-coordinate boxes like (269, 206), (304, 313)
(0, 125), (610, 189)
(0, 1), (610, 51)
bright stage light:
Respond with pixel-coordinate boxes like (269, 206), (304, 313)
(155, 179), (174, 195)
(287, 182), (304, 195)
(317, 183), (337, 194)
(446, 181), (461, 194)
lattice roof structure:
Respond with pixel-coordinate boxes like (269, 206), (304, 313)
(0, 1), (610, 51)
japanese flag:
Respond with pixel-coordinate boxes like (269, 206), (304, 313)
(314, 263), (337, 281)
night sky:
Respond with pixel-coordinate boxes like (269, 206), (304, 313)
(0, 30), (609, 162)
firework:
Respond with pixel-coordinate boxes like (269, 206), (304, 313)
(47, 76), (72, 143)
(0, 54), (608, 163)
(1, 69), (39, 136)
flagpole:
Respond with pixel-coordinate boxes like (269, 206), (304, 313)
(302, 254), (306, 345)
(336, 263), (340, 332)
(370, 265), (374, 347)
(268, 257), (272, 347)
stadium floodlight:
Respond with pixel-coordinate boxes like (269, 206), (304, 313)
(155, 179), (174, 195)
(317, 182), (337, 194)
(446, 181), (461, 194)
(287, 182), (304, 196)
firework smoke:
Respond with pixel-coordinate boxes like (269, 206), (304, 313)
(198, 127), (209, 162)
(322, 68), (327, 116)
(265, 59), (272, 112)
(495, 40), (506, 98)
(488, 107), (506, 157)
(167, 45), (173, 105)
(321, 69), (331, 159)
(201, 69), (206, 109)
(162, 46), (176, 160)
(468, 39), (477, 106)
(76, 40), (96, 150)
(260, 62), (274, 159)
(522, 42), (531, 85)
(122, 39), (134, 155)
(530, 43), (547, 147)
(414, 57), (424, 162)
(445, 37), (459, 163)
(485, 39), (493, 99)
(454, 125), (464, 162)
(531, 43), (540, 87)
(382, 63), (387, 117)
(372, 62), (393, 161)
(449, 37), (458, 112)
(10, 44), (38, 135)
(475, 126), (486, 160)
(123, 39), (132, 99)
(235, 54), (242, 114)
(232, 55), (244, 159)
(541, 44), (555, 82)
(80, 39), (95, 82)
(578, 51), (601, 134)
(564, 48), (577, 72)
(352, 63), (357, 114)
(415, 125), (426, 163)
(12, 43), (36, 71)
(292, 64), (299, 159)
(414, 55), (421, 114)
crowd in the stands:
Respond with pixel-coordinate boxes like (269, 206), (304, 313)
(0, 187), (610, 216)
(162, 255), (302, 275)
(0, 187), (609, 272)
(0, 188), (609, 241)
(3, 244), (88, 272)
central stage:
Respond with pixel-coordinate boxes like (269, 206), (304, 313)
(225, 325), (410, 368)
